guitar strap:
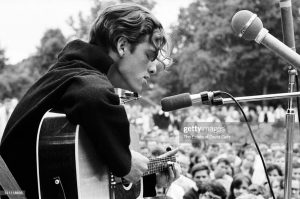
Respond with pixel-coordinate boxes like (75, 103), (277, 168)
(0, 155), (26, 199)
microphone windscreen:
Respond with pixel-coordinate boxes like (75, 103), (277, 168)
(231, 10), (263, 41)
(161, 93), (192, 112)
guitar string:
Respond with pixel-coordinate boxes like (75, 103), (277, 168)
(149, 156), (176, 163)
(143, 156), (176, 176)
(147, 157), (176, 167)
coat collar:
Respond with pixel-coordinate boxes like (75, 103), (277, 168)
(57, 39), (114, 74)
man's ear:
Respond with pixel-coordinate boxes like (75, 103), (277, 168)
(116, 37), (130, 57)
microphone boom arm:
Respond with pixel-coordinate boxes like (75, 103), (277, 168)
(221, 91), (300, 104)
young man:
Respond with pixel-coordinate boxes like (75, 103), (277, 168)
(183, 164), (212, 199)
(0, 3), (180, 198)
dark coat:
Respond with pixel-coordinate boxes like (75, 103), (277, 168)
(0, 40), (155, 198)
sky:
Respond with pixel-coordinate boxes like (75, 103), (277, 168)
(0, 0), (193, 65)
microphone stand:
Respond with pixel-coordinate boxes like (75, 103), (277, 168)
(280, 0), (297, 198)
(221, 91), (300, 104)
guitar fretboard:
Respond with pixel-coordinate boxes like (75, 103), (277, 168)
(143, 156), (176, 176)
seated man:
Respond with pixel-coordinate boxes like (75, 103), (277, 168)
(0, 3), (180, 198)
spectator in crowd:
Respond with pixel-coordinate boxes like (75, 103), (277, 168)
(267, 106), (275, 123)
(199, 108), (220, 122)
(184, 181), (227, 199)
(266, 164), (283, 183)
(228, 174), (252, 199)
(170, 150), (196, 193)
(152, 105), (171, 130)
(291, 177), (300, 199)
(225, 106), (240, 122)
(182, 163), (212, 199)
(212, 145), (242, 169)
(293, 145), (300, 159)
(292, 161), (300, 181)
(274, 105), (285, 123)
(211, 158), (233, 193)
(266, 177), (284, 199)
(248, 183), (267, 198)
(192, 164), (211, 186)
(227, 164), (235, 178)
(217, 106), (228, 122)
(190, 150), (210, 170)
(256, 105), (265, 123)
(198, 181), (227, 199)
(240, 106), (250, 122)
(248, 107), (258, 122)
(206, 144), (220, 162)
(236, 152), (255, 177)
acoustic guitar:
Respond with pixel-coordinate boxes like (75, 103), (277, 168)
(36, 111), (176, 199)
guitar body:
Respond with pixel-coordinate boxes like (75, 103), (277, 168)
(37, 111), (144, 199)
(36, 111), (175, 199)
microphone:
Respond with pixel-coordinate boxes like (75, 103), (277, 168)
(161, 91), (223, 112)
(231, 10), (300, 68)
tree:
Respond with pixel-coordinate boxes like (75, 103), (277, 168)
(0, 46), (33, 99)
(0, 29), (66, 100)
(0, 46), (8, 73)
(35, 29), (67, 75)
(0, 62), (35, 99)
(159, 0), (300, 101)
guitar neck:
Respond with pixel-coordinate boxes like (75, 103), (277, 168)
(143, 156), (176, 176)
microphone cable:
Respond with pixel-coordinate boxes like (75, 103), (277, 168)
(218, 91), (276, 199)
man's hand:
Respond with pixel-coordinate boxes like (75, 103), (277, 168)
(123, 150), (149, 183)
(156, 148), (181, 188)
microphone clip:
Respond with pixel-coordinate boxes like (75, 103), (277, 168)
(200, 91), (223, 105)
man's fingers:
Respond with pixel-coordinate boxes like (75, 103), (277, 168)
(167, 165), (175, 183)
(158, 148), (179, 158)
(173, 162), (181, 179)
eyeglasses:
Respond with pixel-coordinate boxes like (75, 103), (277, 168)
(200, 192), (222, 199)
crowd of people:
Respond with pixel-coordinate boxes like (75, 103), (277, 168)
(1, 97), (300, 198)
(123, 102), (300, 199)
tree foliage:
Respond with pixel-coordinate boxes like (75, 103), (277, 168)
(35, 29), (67, 74)
(0, 63), (35, 99)
(0, 46), (8, 73)
(158, 0), (300, 104)
(0, 29), (66, 100)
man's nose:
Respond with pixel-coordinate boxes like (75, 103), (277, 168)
(147, 62), (157, 75)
